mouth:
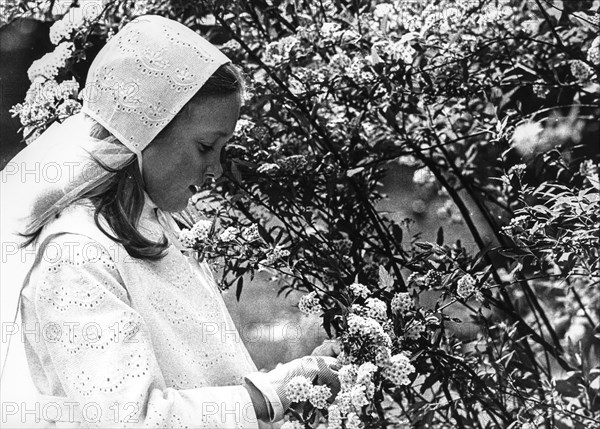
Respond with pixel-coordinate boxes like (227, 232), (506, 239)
(189, 179), (215, 195)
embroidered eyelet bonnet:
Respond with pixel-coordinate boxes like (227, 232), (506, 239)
(82, 15), (230, 158)
(0, 15), (231, 387)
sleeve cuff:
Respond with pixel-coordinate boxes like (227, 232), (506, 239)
(244, 372), (284, 422)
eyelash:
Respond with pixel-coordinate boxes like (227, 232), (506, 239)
(198, 142), (213, 153)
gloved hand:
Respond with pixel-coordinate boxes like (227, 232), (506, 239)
(244, 356), (340, 422)
(311, 339), (341, 358)
(265, 356), (341, 411)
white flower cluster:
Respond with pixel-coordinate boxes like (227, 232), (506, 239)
(221, 39), (242, 54)
(391, 292), (414, 314)
(375, 347), (392, 367)
(347, 315), (373, 336)
(457, 273), (477, 298)
(10, 76), (82, 138)
(424, 270), (442, 288)
(579, 160), (599, 188)
(373, 3), (395, 20)
(338, 364), (358, 386)
(320, 22), (341, 39)
(511, 121), (543, 157)
(587, 36), (599, 65)
(404, 321), (426, 340)
(15, 6), (94, 141)
(349, 384), (370, 408)
(328, 405), (343, 429)
(362, 298), (387, 323)
(347, 314), (391, 348)
(49, 7), (89, 45)
(383, 353), (415, 386)
(279, 154), (308, 172)
(191, 220), (212, 242)
(56, 99), (82, 120)
(256, 163), (280, 175)
(570, 60), (592, 83)
(509, 163), (527, 177)
(349, 282), (370, 299)
(501, 214), (529, 235)
(346, 413), (362, 429)
(179, 219), (212, 248)
(356, 362), (377, 384)
(285, 376), (312, 403)
(265, 246), (290, 265)
(179, 230), (196, 248)
(308, 385), (331, 409)
(296, 24), (318, 43)
(10, 101), (52, 129)
(324, 361), (379, 428)
(373, 35), (417, 65)
(329, 52), (352, 72)
(25, 78), (78, 104)
(298, 291), (323, 315)
(412, 167), (436, 185)
(436, 199), (463, 224)
(285, 376), (331, 409)
(218, 226), (239, 242)
(263, 35), (300, 66)
(346, 56), (376, 84)
(241, 224), (260, 242)
(233, 118), (255, 137)
(27, 42), (74, 82)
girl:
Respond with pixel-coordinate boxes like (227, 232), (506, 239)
(0, 15), (338, 428)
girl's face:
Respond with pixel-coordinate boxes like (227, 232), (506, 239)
(141, 92), (241, 212)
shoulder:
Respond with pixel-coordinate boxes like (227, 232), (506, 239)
(29, 231), (131, 309)
(37, 201), (125, 261)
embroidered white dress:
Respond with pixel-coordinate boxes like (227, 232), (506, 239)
(17, 197), (281, 428)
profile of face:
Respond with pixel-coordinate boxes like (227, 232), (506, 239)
(142, 92), (241, 212)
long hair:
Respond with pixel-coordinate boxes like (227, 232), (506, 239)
(22, 63), (245, 260)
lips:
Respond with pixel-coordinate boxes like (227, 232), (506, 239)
(189, 181), (213, 195)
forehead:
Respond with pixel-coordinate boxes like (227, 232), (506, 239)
(185, 93), (241, 134)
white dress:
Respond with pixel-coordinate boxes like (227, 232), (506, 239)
(14, 196), (282, 428)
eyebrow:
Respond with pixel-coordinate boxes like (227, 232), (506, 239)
(208, 130), (230, 138)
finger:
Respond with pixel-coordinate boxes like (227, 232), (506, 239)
(321, 356), (342, 371)
(310, 345), (325, 356)
(311, 343), (337, 357)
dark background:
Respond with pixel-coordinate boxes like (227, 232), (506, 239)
(0, 18), (55, 169)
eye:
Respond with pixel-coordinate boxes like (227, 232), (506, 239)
(197, 142), (214, 153)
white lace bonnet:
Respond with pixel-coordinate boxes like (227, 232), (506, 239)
(0, 15), (231, 388)
(82, 14), (230, 159)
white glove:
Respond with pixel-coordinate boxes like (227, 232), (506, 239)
(244, 356), (340, 422)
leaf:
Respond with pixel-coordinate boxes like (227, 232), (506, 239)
(554, 371), (583, 397)
(347, 167), (364, 177)
(420, 373), (440, 394)
(235, 276), (244, 301)
(391, 223), (403, 244)
(231, 161), (243, 183)
(378, 265), (394, 291)
(436, 226), (444, 245)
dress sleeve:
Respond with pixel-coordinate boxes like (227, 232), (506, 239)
(26, 233), (262, 428)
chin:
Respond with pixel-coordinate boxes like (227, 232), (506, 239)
(156, 196), (188, 213)
(168, 200), (189, 212)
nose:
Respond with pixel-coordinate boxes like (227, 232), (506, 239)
(204, 162), (223, 182)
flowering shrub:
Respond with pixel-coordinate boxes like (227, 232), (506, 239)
(173, 201), (290, 294)
(6, 0), (600, 427)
